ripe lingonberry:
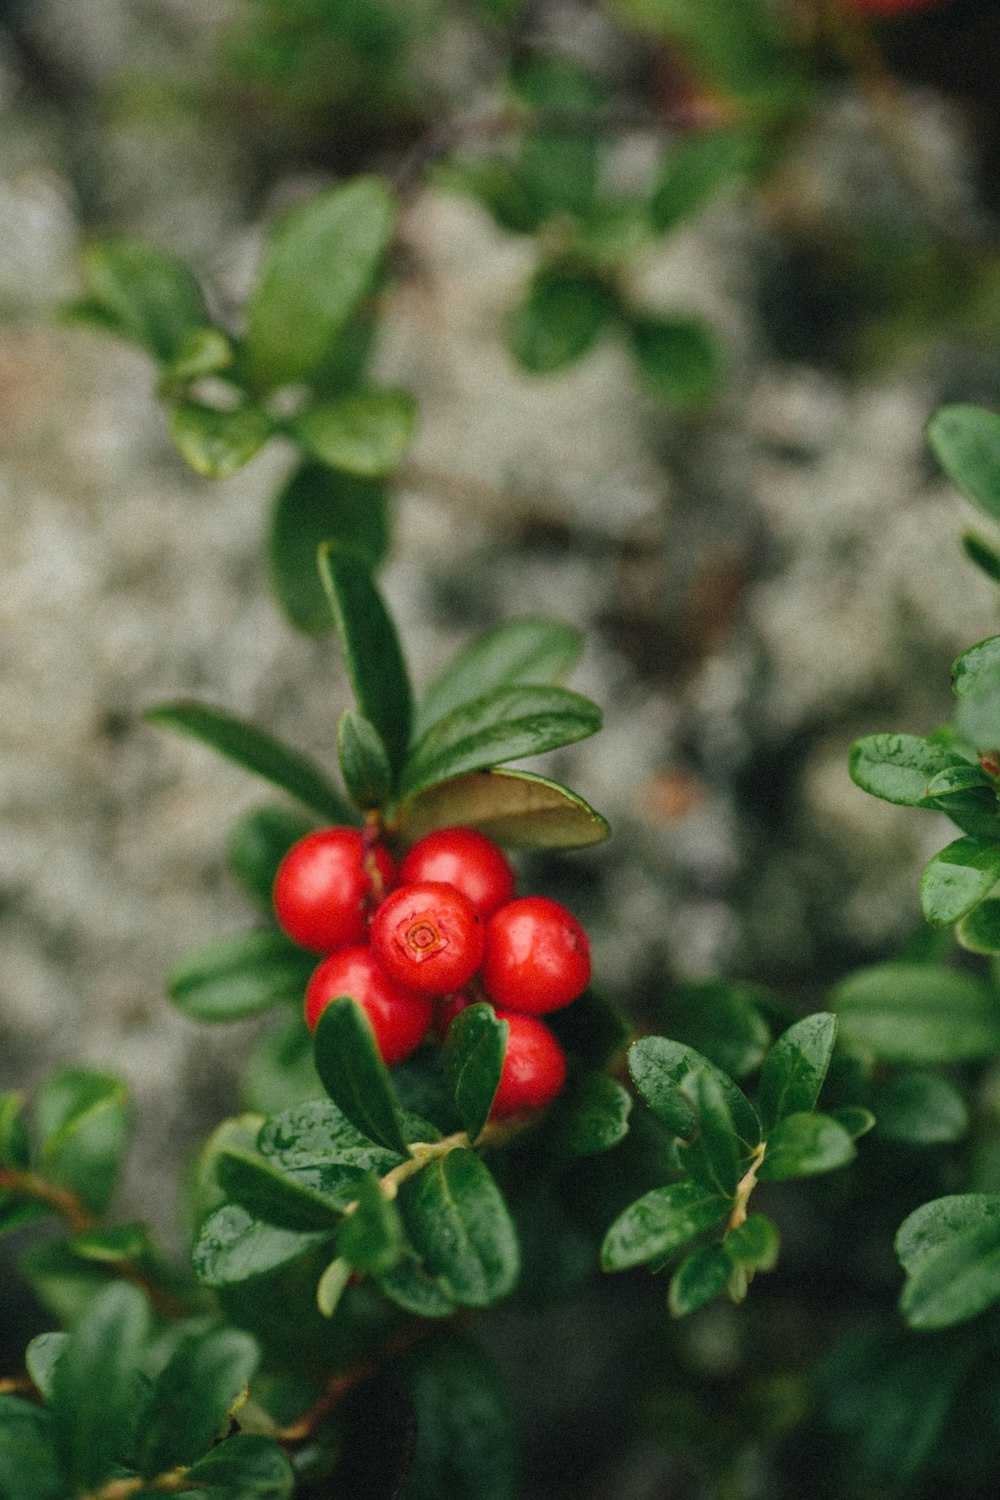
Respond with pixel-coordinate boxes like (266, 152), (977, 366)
(482, 895), (590, 1014)
(273, 828), (395, 954)
(399, 826), (516, 921)
(489, 1010), (567, 1119)
(304, 944), (432, 1065)
(370, 881), (485, 996)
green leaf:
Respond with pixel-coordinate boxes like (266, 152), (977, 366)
(338, 710), (392, 812)
(512, 55), (603, 220)
(669, 1242), (732, 1317)
(897, 1194), (1000, 1329)
(315, 1256), (352, 1318)
(158, 324), (234, 388)
(627, 1036), (760, 1147)
(662, 981), (771, 1079)
(290, 389), (417, 477)
(680, 1069), (741, 1198)
(145, 700), (355, 823)
(168, 930), (316, 1022)
(216, 1148), (346, 1231)
(67, 1222), (151, 1264)
(375, 1253), (457, 1318)
(399, 1149), (520, 1307)
(313, 997), (411, 1157)
(952, 635), (1000, 699)
(245, 177), (395, 393)
(268, 462), (390, 636)
(832, 1106), (877, 1140)
(548, 1070), (632, 1157)
(830, 962), (1000, 1064)
(848, 733), (967, 806)
(414, 617), (583, 741)
(227, 804), (317, 914)
(507, 266), (614, 374)
(137, 1327), (260, 1475)
(757, 1013), (837, 1133)
(336, 1170), (405, 1274)
(873, 1071), (968, 1145)
(927, 403), (1000, 523)
(958, 897), (1000, 954)
(169, 401), (273, 479)
(725, 1213), (779, 1272)
(600, 1179), (730, 1272)
(257, 1098), (406, 1179)
(34, 1070), (130, 1216)
(80, 237), (208, 362)
(919, 836), (1000, 927)
(444, 1003), (507, 1141)
(183, 1432), (294, 1497)
(922, 764), (994, 799)
(607, 0), (796, 104)
(757, 1112), (856, 1181)
(398, 685), (602, 803)
(0, 1397), (63, 1500)
(49, 1282), (150, 1492)
(17, 1239), (118, 1325)
(191, 1203), (332, 1288)
(398, 1336), (516, 1500)
(398, 768), (609, 850)
(649, 129), (764, 232)
(0, 1092), (29, 1169)
(627, 315), (723, 410)
(194, 1114), (267, 1222)
(318, 544), (413, 776)
(962, 531), (1000, 584)
(24, 1333), (67, 1403)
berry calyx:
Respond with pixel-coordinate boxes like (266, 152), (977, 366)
(399, 826), (516, 921)
(481, 895), (591, 1015)
(273, 828), (395, 954)
(304, 944), (432, 1065)
(489, 1010), (567, 1120)
(370, 881), (485, 996)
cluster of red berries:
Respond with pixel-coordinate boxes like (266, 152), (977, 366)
(272, 825), (592, 1121)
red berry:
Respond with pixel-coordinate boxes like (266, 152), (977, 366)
(490, 1010), (567, 1119)
(273, 828), (395, 954)
(304, 945), (432, 1065)
(370, 881), (485, 996)
(481, 895), (590, 1015)
(399, 827), (516, 921)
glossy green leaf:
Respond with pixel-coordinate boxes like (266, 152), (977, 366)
(241, 1012), (323, 1116)
(227, 804), (316, 913)
(398, 685), (602, 803)
(168, 930), (315, 1022)
(24, 1333), (67, 1404)
(145, 700), (355, 823)
(897, 1195), (1000, 1330)
(958, 897), (1000, 954)
(681, 1069), (741, 1198)
(919, 837), (1000, 927)
(137, 1327), (260, 1475)
(549, 1070), (632, 1157)
(873, 1071), (968, 1145)
(318, 543), (412, 775)
(244, 177), (395, 393)
(169, 401), (273, 478)
(257, 1098), (406, 1177)
(507, 266), (613, 374)
(663, 981), (771, 1078)
(290, 389), (417, 477)
(953, 635), (1000, 699)
(922, 764), (994, 799)
(398, 768), (609, 849)
(757, 1112), (856, 1182)
(216, 1147), (346, 1231)
(399, 1149), (519, 1307)
(927, 404), (1000, 522)
(34, 1070), (130, 1216)
(725, 1213), (779, 1272)
(191, 1203), (332, 1287)
(80, 237), (208, 361)
(444, 1003), (507, 1141)
(336, 1170), (405, 1274)
(375, 1253), (456, 1318)
(338, 710), (392, 812)
(49, 1282), (150, 1492)
(757, 1013), (837, 1132)
(0, 1092), (29, 1169)
(832, 1106), (877, 1140)
(962, 531), (1000, 584)
(158, 325), (234, 389)
(848, 733), (966, 806)
(182, 1432), (294, 1497)
(414, 617), (583, 741)
(669, 1242), (732, 1317)
(313, 997), (410, 1157)
(627, 314), (723, 410)
(0, 1397), (63, 1500)
(268, 462), (390, 636)
(399, 1336), (516, 1500)
(627, 1036), (760, 1146)
(194, 1114), (267, 1222)
(830, 962), (1000, 1064)
(601, 1179), (729, 1272)
(649, 129), (763, 232)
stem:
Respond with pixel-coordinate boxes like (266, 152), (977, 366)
(728, 1141), (767, 1233)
